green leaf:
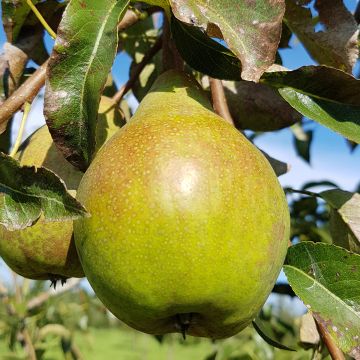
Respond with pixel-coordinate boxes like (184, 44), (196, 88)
(263, 66), (360, 144)
(319, 190), (360, 253)
(1, 0), (40, 42)
(120, 18), (163, 101)
(44, 0), (130, 171)
(284, 242), (360, 357)
(0, 153), (88, 231)
(252, 317), (295, 351)
(171, 16), (241, 81)
(291, 123), (313, 163)
(170, 0), (285, 82)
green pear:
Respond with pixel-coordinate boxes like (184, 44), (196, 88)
(0, 96), (124, 281)
(74, 71), (290, 339)
(0, 125), (83, 281)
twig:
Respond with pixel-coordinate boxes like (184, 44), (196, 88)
(0, 59), (48, 134)
(26, 0), (57, 39)
(117, 9), (142, 32)
(314, 318), (345, 360)
(285, 188), (320, 198)
(9, 102), (31, 157)
(112, 36), (163, 104)
(27, 278), (81, 311)
(162, 15), (184, 72)
(22, 328), (37, 360)
(209, 77), (235, 126)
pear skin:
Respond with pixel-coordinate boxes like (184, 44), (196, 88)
(74, 71), (290, 339)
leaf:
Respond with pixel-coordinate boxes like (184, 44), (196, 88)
(44, 0), (130, 171)
(222, 80), (302, 131)
(263, 66), (360, 144)
(119, 15), (156, 58)
(1, 0), (40, 42)
(95, 96), (125, 153)
(291, 123), (313, 163)
(0, 153), (88, 231)
(260, 151), (289, 177)
(252, 317), (295, 351)
(121, 19), (163, 101)
(171, 16), (241, 81)
(284, 242), (360, 357)
(284, 0), (359, 73)
(319, 190), (360, 253)
(170, 0), (285, 82)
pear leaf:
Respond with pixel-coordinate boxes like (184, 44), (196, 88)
(0, 153), (88, 231)
(284, 0), (358, 73)
(291, 123), (313, 164)
(319, 190), (360, 253)
(263, 66), (360, 144)
(45, 0), (130, 171)
(252, 317), (295, 351)
(284, 242), (360, 358)
(170, 0), (285, 82)
(171, 16), (241, 81)
(2, 0), (40, 42)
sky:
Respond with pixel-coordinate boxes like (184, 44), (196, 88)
(0, 1), (359, 312)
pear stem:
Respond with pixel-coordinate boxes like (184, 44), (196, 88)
(314, 317), (345, 360)
(176, 313), (192, 340)
(9, 101), (31, 157)
(26, 0), (57, 39)
(209, 77), (235, 126)
(162, 15), (184, 72)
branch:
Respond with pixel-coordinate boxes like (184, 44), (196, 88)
(314, 318), (345, 360)
(209, 77), (235, 126)
(22, 328), (37, 360)
(112, 36), (163, 104)
(27, 278), (81, 311)
(0, 59), (48, 134)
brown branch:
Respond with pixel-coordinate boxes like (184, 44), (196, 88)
(22, 328), (37, 360)
(209, 77), (234, 126)
(314, 318), (345, 360)
(117, 9), (142, 32)
(112, 36), (163, 104)
(0, 59), (48, 134)
(162, 15), (184, 72)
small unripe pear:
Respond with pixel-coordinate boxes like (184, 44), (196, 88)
(0, 126), (83, 280)
(0, 96), (123, 281)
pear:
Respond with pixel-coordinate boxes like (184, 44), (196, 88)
(74, 71), (290, 339)
(0, 125), (83, 281)
(0, 96), (124, 281)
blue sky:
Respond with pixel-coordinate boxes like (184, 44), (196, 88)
(0, 2), (359, 294)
